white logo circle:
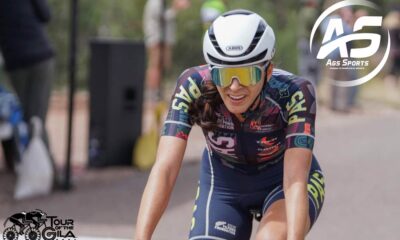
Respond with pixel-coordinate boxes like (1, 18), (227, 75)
(310, 0), (391, 87)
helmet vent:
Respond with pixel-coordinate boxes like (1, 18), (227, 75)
(203, 10), (275, 66)
(208, 21), (267, 58)
(242, 22), (266, 55)
(207, 49), (268, 66)
(209, 32), (226, 56)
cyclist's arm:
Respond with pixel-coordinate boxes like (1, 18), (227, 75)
(134, 136), (187, 240)
(283, 148), (312, 240)
(283, 78), (316, 239)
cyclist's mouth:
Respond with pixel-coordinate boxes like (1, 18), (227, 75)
(228, 94), (246, 104)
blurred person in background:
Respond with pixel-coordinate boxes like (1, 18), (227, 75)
(331, 7), (354, 112)
(200, 0), (227, 32)
(143, 0), (190, 103)
(135, 10), (324, 240)
(0, 83), (29, 172)
(297, 0), (323, 87)
(383, 4), (400, 99)
(320, 2), (356, 112)
(0, 0), (56, 183)
(345, 8), (369, 111)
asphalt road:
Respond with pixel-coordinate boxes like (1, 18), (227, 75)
(1, 104), (399, 240)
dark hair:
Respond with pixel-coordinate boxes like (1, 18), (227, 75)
(189, 80), (222, 131)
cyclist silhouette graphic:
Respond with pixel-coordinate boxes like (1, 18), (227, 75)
(3, 209), (47, 240)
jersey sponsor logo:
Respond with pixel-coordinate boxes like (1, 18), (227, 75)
(279, 88), (290, 98)
(191, 185), (200, 231)
(172, 77), (201, 113)
(265, 76), (290, 98)
(286, 90), (307, 124)
(214, 221), (236, 236)
(257, 137), (282, 159)
(249, 124), (278, 133)
(308, 171), (325, 211)
(216, 113), (234, 130)
(310, 0), (391, 87)
(293, 135), (313, 148)
(246, 112), (281, 132)
(259, 136), (276, 147)
(207, 132), (236, 158)
(249, 120), (261, 131)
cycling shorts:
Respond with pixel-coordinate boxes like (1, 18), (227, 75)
(189, 148), (325, 240)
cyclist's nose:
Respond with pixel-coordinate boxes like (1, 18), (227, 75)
(229, 78), (242, 91)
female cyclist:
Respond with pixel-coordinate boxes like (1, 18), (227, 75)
(135, 9), (325, 240)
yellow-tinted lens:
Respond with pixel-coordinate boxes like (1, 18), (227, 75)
(211, 66), (263, 87)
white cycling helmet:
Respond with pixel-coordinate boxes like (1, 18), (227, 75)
(203, 9), (276, 67)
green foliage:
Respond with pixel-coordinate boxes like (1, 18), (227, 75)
(172, 0), (300, 78)
(47, 0), (147, 88)
(46, 0), (397, 88)
(173, 0), (204, 72)
(273, 10), (299, 73)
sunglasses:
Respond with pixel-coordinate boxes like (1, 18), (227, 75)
(210, 62), (269, 87)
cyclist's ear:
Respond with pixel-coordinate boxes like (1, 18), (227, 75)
(266, 63), (274, 81)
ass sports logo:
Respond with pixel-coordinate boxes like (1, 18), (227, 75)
(310, 0), (391, 87)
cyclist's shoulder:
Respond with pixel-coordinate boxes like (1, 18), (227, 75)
(265, 68), (315, 106)
(176, 64), (210, 86)
(270, 68), (314, 91)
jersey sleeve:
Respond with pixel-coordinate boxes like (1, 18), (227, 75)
(161, 67), (203, 140)
(285, 79), (316, 150)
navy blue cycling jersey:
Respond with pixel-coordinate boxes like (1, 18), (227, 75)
(162, 65), (317, 164)
(162, 65), (324, 239)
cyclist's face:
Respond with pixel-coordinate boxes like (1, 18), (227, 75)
(216, 64), (270, 115)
